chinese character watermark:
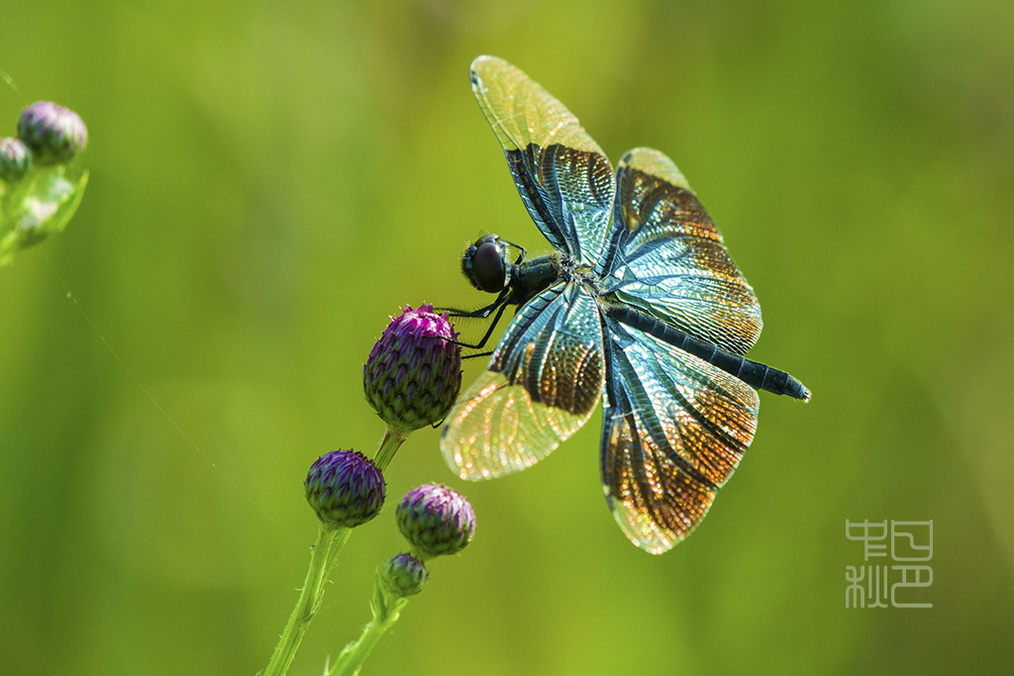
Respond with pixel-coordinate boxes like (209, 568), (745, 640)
(844, 520), (933, 608)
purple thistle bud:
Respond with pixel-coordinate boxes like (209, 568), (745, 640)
(304, 450), (386, 529)
(17, 101), (88, 167)
(396, 484), (476, 559)
(0, 137), (32, 183)
(363, 304), (462, 433)
(380, 553), (428, 598)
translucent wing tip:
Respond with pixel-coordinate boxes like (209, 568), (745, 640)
(440, 424), (556, 483)
(469, 55), (507, 89)
(470, 54), (500, 69)
(439, 428), (526, 482)
(604, 487), (704, 555)
(620, 146), (693, 193)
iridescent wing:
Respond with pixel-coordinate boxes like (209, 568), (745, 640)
(602, 147), (762, 355)
(441, 281), (604, 480)
(601, 315), (759, 554)
(469, 55), (615, 266)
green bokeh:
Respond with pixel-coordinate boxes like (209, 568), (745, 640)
(2, 1), (1011, 674)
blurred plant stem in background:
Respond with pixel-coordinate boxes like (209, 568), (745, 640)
(0, 102), (88, 265)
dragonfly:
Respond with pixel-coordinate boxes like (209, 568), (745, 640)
(441, 55), (810, 554)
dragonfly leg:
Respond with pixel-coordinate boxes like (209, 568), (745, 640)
(446, 300), (512, 350)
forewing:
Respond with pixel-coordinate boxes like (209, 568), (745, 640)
(601, 316), (759, 553)
(470, 56), (615, 265)
(442, 281), (604, 480)
(603, 147), (762, 355)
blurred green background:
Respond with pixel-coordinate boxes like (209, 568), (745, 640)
(2, 1), (1012, 674)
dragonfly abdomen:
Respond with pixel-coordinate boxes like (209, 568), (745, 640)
(605, 306), (810, 401)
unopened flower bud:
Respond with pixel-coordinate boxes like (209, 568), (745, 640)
(396, 484), (475, 559)
(0, 137), (32, 183)
(17, 101), (88, 166)
(363, 304), (462, 433)
(380, 553), (428, 598)
(304, 450), (385, 529)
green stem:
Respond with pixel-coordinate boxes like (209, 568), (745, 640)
(373, 427), (408, 471)
(327, 578), (409, 676)
(262, 525), (352, 676)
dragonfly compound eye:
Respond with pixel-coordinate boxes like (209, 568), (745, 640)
(461, 234), (508, 293)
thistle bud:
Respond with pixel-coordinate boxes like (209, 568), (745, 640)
(304, 450), (385, 529)
(0, 137), (32, 183)
(17, 101), (88, 166)
(380, 553), (428, 598)
(396, 484), (475, 559)
(363, 304), (462, 433)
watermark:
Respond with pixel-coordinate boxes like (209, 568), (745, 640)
(844, 520), (933, 608)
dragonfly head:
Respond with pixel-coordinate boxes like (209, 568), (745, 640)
(461, 233), (510, 294)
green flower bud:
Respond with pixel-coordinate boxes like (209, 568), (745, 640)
(380, 553), (428, 598)
(304, 450), (385, 529)
(396, 484), (475, 559)
(0, 137), (32, 183)
(17, 101), (88, 166)
(363, 304), (462, 433)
